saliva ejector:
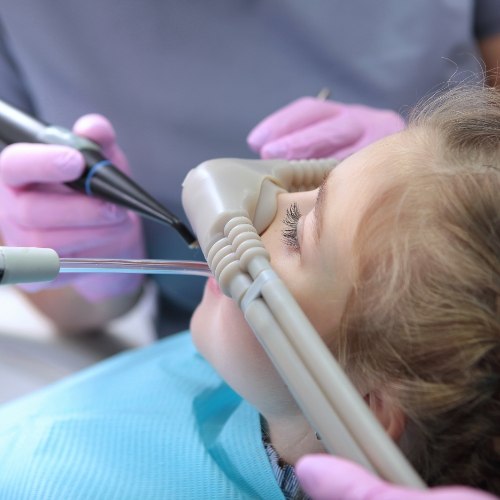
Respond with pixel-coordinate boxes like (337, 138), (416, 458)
(0, 248), (210, 285)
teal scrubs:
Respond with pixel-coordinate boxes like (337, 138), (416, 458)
(0, 333), (284, 499)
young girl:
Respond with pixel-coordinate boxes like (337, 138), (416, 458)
(0, 85), (498, 498)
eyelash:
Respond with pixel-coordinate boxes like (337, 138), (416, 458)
(281, 202), (301, 251)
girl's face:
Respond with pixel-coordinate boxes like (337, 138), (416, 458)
(191, 134), (399, 415)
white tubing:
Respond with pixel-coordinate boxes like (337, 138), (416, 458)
(0, 247), (60, 285)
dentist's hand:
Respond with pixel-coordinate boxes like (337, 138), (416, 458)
(0, 114), (145, 302)
(247, 97), (405, 160)
(296, 455), (498, 500)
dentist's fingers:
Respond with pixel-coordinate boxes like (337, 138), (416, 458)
(0, 143), (85, 186)
(16, 213), (144, 299)
(73, 113), (131, 174)
(248, 98), (406, 161)
(73, 113), (117, 151)
(248, 97), (341, 152)
(1, 216), (137, 255)
(258, 112), (361, 160)
(0, 188), (127, 229)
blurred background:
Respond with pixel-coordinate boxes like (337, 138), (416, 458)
(0, 282), (156, 404)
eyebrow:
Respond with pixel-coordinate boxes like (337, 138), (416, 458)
(314, 171), (332, 243)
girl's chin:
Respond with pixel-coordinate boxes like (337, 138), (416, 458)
(189, 303), (205, 339)
(190, 279), (220, 337)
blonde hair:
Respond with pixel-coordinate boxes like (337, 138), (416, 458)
(335, 86), (500, 492)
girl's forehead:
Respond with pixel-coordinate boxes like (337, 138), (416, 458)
(331, 137), (399, 189)
(320, 136), (416, 248)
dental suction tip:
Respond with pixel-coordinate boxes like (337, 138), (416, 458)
(173, 221), (199, 249)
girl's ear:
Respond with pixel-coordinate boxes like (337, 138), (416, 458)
(364, 391), (406, 441)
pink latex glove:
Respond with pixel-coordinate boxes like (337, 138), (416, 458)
(296, 455), (498, 500)
(247, 97), (405, 160)
(0, 114), (145, 302)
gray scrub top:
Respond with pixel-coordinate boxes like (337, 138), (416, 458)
(1, 0), (499, 334)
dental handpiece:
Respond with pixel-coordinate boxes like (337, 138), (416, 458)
(0, 247), (210, 285)
(0, 99), (197, 248)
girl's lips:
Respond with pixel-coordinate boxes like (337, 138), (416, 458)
(207, 276), (222, 296)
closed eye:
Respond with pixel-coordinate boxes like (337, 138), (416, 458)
(281, 202), (301, 252)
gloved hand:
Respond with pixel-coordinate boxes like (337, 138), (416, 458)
(247, 97), (406, 160)
(0, 114), (145, 302)
(296, 455), (498, 500)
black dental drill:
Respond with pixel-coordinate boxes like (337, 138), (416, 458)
(0, 99), (197, 248)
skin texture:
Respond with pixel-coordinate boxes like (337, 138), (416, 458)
(190, 132), (407, 465)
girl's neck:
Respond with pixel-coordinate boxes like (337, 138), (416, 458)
(263, 413), (326, 465)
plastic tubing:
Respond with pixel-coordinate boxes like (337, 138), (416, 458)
(59, 258), (211, 277)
